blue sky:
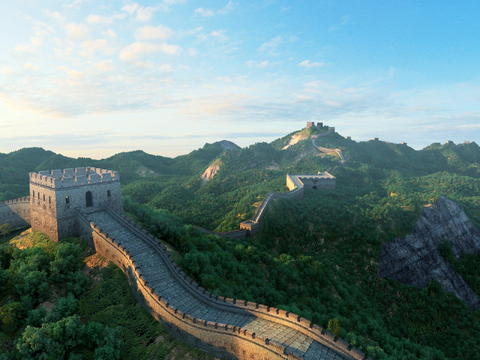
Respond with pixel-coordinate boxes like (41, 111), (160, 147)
(1, 0), (479, 159)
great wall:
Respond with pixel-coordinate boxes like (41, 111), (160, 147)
(0, 124), (374, 360)
(194, 124), (342, 240)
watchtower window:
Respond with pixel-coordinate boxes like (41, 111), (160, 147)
(49, 196), (51, 204)
(32, 190), (35, 198)
(43, 194), (45, 201)
(86, 191), (93, 207)
(66, 196), (70, 204)
(38, 193), (40, 199)
(107, 190), (111, 197)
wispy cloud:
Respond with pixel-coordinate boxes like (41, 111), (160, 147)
(119, 42), (180, 61)
(135, 25), (174, 40)
(299, 60), (325, 68)
(194, 1), (237, 17)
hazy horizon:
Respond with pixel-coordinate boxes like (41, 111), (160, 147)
(1, 1), (479, 159)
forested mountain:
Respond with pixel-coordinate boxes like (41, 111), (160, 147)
(2, 126), (480, 359)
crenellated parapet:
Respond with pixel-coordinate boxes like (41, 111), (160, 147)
(0, 196), (31, 229)
(74, 208), (368, 360)
(29, 167), (120, 189)
(29, 167), (123, 242)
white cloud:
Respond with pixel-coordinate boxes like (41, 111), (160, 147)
(159, 64), (173, 72)
(30, 37), (42, 46)
(94, 60), (114, 71)
(246, 60), (270, 68)
(136, 7), (155, 21)
(119, 42), (159, 61)
(188, 48), (198, 56)
(59, 66), (84, 80)
(135, 25), (173, 40)
(218, 1), (237, 14)
(341, 15), (350, 25)
(195, 2), (236, 16)
(65, 23), (89, 40)
(79, 39), (110, 57)
(15, 44), (36, 53)
(258, 36), (282, 52)
(121, 3), (139, 15)
(103, 29), (117, 38)
(86, 14), (114, 25)
(195, 8), (215, 17)
(119, 42), (180, 61)
(160, 43), (181, 54)
(1, 67), (13, 74)
(163, 0), (187, 4)
(44, 10), (64, 21)
(24, 63), (38, 71)
(299, 60), (325, 68)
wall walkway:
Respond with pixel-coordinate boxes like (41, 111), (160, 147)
(75, 207), (369, 360)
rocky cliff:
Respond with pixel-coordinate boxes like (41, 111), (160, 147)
(378, 196), (480, 310)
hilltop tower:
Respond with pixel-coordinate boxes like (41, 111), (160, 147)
(29, 167), (123, 242)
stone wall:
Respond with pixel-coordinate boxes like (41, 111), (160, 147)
(0, 197), (31, 229)
(298, 176), (336, 191)
(193, 226), (249, 240)
(84, 210), (304, 359)
(78, 208), (368, 360)
(30, 167), (123, 241)
(193, 172), (335, 239)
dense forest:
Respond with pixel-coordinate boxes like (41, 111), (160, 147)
(1, 125), (480, 359)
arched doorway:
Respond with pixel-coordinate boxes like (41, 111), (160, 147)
(86, 191), (93, 207)
(312, 186), (318, 190)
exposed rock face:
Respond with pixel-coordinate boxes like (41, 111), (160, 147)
(282, 132), (309, 150)
(378, 196), (480, 310)
(200, 159), (222, 186)
(217, 140), (239, 150)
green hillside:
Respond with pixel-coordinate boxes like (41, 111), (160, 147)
(1, 128), (480, 359)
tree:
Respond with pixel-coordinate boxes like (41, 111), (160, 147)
(0, 224), (11, 240)
(327, 318), (342, 338)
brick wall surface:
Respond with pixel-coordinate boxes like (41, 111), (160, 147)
(0, 197), (31, 229)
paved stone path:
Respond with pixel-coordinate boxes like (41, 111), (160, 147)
(244, 318), (351, 360)
(88, 210), (354, 360)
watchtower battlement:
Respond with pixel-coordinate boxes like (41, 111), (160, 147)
(29, 167), (120, 189)
(29, 167), (123, 242)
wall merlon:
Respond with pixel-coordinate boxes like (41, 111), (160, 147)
(299, 317), (311, 328)
(206, 321), (217, 330)
(269, 340), (287, 354)
(246, 301), (257, 310)
(334, 338), (350, 351)
(322, 329), (336, 342)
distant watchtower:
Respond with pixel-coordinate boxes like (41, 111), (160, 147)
(29, 167), (123, 242)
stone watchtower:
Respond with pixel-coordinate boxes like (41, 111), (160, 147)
(29, 167), (123, 242)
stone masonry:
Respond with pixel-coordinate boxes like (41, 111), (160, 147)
(29, 167), (123, 241)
